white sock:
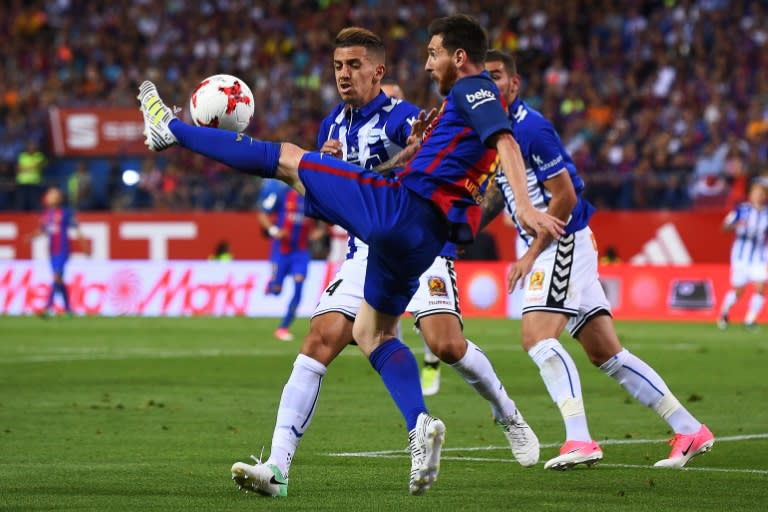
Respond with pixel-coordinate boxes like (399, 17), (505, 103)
(528, 338), (591, 442)
(745, 293), (765, 324)
(422, 337), (440, 365)
(600, 349), (700, 434)
(450, 340), (516, 420)
(720, 290), (737, 316)
(267, 354), (326, 476)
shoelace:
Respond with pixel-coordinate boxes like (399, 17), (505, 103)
(249, 446), (266, 465)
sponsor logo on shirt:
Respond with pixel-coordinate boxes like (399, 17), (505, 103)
(465, 89), (497, 109)
(532, 153), (564, 171)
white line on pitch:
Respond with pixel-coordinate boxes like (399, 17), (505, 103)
(325, 433), (768, 458)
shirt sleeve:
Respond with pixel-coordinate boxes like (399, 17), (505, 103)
(452, 76), (512, 146)
(385, 101), (420, 147)
(257, 182), (281, 213)
(528, 122), (568, 182)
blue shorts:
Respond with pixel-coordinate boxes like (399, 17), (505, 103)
(268, 250), (310, 292)
(50, 254), (68, 276)
(298, 152), (448, 315)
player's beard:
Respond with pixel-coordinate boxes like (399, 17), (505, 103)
(438, 65), (459, 96)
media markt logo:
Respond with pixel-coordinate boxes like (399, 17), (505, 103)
(629, 223), (692, 265)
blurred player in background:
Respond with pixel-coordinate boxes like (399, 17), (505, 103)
(482, 49), (714, 470)
(718, 180), (768, 329)
(257, 179), (324, 341)
(26, 187), (85, 317)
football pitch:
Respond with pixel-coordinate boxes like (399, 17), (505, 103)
(1, 317), (766, 511)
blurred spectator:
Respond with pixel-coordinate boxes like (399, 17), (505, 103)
(209, 240), (233, 262)
(67, 161), (94, 211)
(15, 140), (46, 211)
(0, 161), (16, 210)
(0, 1), (767, 212)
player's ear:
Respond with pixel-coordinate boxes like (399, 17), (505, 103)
(374, 64), (386, 81)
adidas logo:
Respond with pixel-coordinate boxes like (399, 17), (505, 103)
(629, 223), (692, 265)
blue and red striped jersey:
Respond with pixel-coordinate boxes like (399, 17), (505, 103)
(399, 71), (510, 244)
(258, 180), (311, 255)
(41, 207), (76, 257)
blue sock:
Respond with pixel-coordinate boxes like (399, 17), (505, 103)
(60, 282), (71, 312)
(168, 119), (280, 178)
(280, 280), (303, 328)
(46, 283), (56, 309)
(369, 338), (427, 431)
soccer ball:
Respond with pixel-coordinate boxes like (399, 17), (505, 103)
(189, 74), (254, 132)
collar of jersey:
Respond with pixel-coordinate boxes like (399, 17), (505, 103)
(348, 91), (390, 118)
(508, 96), (525, 124)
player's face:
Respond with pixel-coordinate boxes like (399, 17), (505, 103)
(486, 60), (520, 104)
(749, 184), (767, 206)
(425, 35), (458, 96)
(333, 46), (384, 108)
(44, 188), (61, 208)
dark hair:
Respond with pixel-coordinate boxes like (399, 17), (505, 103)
(485, 49), (517, 75)
(334, 27), (385, 62)
(428, 14), (488, 64)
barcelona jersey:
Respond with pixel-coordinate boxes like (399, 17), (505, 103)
(258, 180), (311, 257)
(399, 71), (511, 244)
(41, 207), (76, 258)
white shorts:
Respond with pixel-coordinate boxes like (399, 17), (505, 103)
(521, 226), (611, 337)
(731, 260), (768, 287)
(405, 256), (461, 325)
(312, 256), (461, 324)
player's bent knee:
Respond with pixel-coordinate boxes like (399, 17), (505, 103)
(425, 336), (466, 364)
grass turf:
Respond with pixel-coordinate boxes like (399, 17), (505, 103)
(1, 316), (766, 511)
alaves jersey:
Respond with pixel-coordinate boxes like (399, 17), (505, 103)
(318, 91), (457, 260)
(725, 202), (768, 264)
(258, 180), (311, 256)
(399, 71), (510, 244)
(41, 207), (77, 257)
(495, 97), (595, 247)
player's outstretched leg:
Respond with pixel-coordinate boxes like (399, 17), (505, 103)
(137, 81), (282, 179)
(408, 412), (446, 496)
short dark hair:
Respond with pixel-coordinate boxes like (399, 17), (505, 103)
(485, 49), (517, 75)
(428, 14), (488, 64)
(334, 27), (385, 62)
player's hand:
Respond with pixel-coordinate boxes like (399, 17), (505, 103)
(407, 108), (438, 145)
(320, 139), (343, 158)
(507, 254), (535, 293)
(517, 206), (565, 239)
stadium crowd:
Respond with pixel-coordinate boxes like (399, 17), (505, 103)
(0, 0), (766, 212)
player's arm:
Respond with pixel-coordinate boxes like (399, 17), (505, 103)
(492, 132), (564, 240)
(507, 170), (576, 292)
(373, 108), (437, 175)
(722, 210), (738, 232)
(478, 180), (505, 232)
(257, 188), (284, 239)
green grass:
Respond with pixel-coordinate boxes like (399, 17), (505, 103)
(1, 316), (767, 511)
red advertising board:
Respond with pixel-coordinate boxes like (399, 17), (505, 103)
(48, 107), (147, 156)
(485, 210), (732, 264)
(0, 211), (736, 263)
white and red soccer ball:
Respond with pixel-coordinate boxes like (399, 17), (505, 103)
(189, 74), (254, 132)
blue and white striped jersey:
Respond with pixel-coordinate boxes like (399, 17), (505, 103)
(725, 202), (768, 264)
(494, 97), (595, 248)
